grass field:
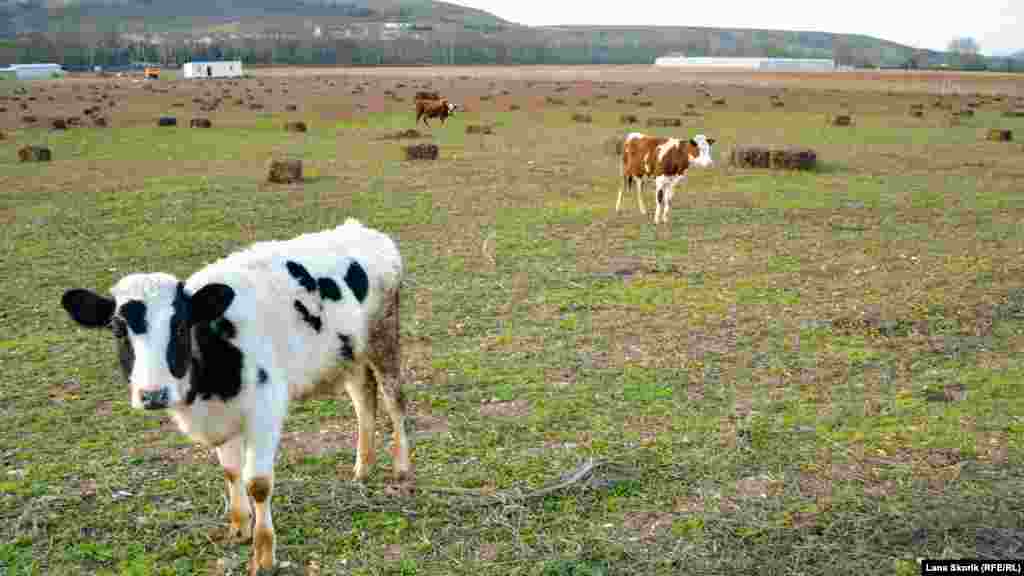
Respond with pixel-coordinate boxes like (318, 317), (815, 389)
(2, 66), (1024, 575)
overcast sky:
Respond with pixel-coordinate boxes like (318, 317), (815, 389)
(454, 0), (1023, 56)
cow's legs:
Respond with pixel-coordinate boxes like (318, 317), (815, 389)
(244, 420), (281, 574)
(616, 175), (628, 213)
(662, 176), (683, 225)
(216, 436), (252, 542)
(344, 365), (378, 482)
(635, 177), (647, 215)
(367, 289), (411, 481)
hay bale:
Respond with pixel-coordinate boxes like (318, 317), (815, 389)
(190, 118), (212, 128)
(415, 91), (440, 100)
(730, 146), (816, 171)
(646, 117), (682, 127)
(18, 145), (51, 162)
(831, 114), (853, 126)
(157, 116), (177, 127)
(466, 124), (493, 134)
(403, 143), (439, 161)
(267, 159), (303, 183)
(571, 112), (592, 123)
(986, 129), (1012, 142)
(730, 146), (770, 168)
(284, 121), (307, 133)
(770, 148), (817, 170)
(620, 114), (639, 124)
(92, 117), (108, 127)
(50, 118), (67, 130)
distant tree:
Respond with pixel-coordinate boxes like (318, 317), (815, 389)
(947, 36), (979, 55)
(947, 36), (984, 69)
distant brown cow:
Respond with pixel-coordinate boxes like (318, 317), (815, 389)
(415, 98), (456, 127)
(618, 132), (715, 225)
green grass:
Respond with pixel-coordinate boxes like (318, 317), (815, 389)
(2, 73), (1024, 575)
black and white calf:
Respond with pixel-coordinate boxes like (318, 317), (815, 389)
(60, 218), (409, 575)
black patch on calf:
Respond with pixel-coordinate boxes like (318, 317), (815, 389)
(187, 322), (243, 404)
(185, 283), (243, 404)
(657, 189), (664, 204)
(167, 283), (192, 379)
(119, 300), (148, 335)
(286, 260), (317, 293)
(257, 368), (268, 386)
(344, 261), (369, 303)
(337, 333), (354, 360)
(318, 278), (342, 301)
(208, 317), (236, 339)
(294, 300), (322, 332)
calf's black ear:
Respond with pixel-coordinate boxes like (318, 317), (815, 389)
(62, 289), (115, 328)
(689, 138), (698, 147)
(190, 283), (235, 324)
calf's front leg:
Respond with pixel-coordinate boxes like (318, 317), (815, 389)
(216, 436), (252, 542)
(244, 422), (282, 575)
(345, 365), (378, 482)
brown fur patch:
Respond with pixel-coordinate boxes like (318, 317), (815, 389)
(224, 469), (238, 484)
(247, 477), (271, 503)
(252, 526), (274, 570)
(369, 289), (402, 381)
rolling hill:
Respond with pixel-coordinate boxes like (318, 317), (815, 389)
(0, 0), (946, 67)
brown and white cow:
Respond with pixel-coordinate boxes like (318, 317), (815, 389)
(415, 98), (456, 127)
(617, 132), (716, 224)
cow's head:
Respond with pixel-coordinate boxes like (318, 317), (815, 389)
(61, 274), (234, 410)
(445, 101), (457, 115)
(687, 134), (716, 168)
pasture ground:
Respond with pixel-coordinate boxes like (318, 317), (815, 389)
(2, 65), (1024, 575)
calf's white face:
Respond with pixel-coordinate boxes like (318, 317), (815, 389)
(61, 273), (236, 411)
(689, 134), (716, 168)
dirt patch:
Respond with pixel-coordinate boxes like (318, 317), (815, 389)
(622, 511), (676, 541)
(280, 423), (355, 460)
(733, 474), (783, 500)
(479, 399), (530, 418)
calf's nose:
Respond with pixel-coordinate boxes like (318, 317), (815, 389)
(140, 388), (170, 410)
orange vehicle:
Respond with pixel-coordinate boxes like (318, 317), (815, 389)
(144, 66), (160, 79)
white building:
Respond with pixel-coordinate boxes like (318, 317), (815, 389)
(654, 56), (838, 72)
(182, 60), (244, 79)
(0, 63), (65, 80)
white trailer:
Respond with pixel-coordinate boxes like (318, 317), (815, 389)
(182, 60), (244, 79)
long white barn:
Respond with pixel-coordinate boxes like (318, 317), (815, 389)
(654, 56), (839, 72)
(183, 60), (244, 79)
